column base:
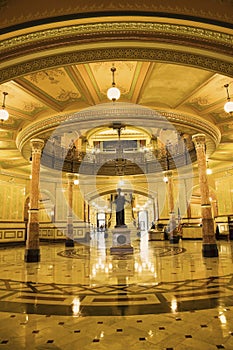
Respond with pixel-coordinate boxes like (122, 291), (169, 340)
(114, 224), (128, 228)
(170, 236), (180, 244)
(24, 248), (40, 262)
(202, 243), (219, 257)
(65, 239), (74, 247)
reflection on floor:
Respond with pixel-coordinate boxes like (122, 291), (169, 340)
(0, 232), (233, 349)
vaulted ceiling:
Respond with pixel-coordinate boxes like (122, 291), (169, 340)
(0, 0), (232, 178)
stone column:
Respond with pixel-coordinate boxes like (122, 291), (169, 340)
(192, 134), (218, 257)
(25, 138), (44, 262)
(66, 173), (75, 247)
(165, 170), (179, 243)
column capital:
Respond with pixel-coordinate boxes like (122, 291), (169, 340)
(192, 133), (206, 148)
(30, 138), (44, 154)
(163, 170), (173, 178)
(66, 173), (75, 181)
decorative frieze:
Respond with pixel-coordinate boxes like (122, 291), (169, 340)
(1, 47), (233, 86)
(1, 22), (232, 53)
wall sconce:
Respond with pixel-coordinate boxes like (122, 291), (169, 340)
(224, 84), (233, 114)
(107, 66), (120, 102)
(0, 92), (9, 122)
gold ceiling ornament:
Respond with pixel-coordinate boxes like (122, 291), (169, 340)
(107, 66), (120, 102)
(0, 92), (9, 122)
(224, 84), (233, 114)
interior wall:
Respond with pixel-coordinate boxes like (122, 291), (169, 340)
(215, 172), (233, 216)
(1, 169), (233, 234)
(0, 175), (26, 221)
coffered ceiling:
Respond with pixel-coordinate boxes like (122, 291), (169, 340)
(0, 1), (232, 178)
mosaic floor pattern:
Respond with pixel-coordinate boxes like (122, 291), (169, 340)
(0, 238), (233, 349)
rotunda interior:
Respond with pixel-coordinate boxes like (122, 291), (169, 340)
(0, 1), (233, 349)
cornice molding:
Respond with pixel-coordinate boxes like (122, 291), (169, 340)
(1, 22), (232, 51)
(1, 21), (232, 68)
(16, 104), (221, 158)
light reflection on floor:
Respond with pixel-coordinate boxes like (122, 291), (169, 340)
(0, 235), (233, 349)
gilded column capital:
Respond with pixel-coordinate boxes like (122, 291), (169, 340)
(30, 138), (44, 154)
(163, 170), (173, 178)
(192, 134), (206, 148)
(66, 173), (75, 182)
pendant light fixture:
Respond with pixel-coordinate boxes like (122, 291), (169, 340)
(224, 84), (233, 114)
(0, 92), (9, 122)
(107, 66), (120, 102)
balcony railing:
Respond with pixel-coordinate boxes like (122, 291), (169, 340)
(41, 140), (197, 175)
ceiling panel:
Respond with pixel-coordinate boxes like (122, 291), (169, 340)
(139, 63), (214, 108)
(23, 68), (81, 103)
(88, 61), (137, 99)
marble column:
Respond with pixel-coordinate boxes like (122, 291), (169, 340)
(165, 170), (179, 243)
(66, 173), (75, 247)
(192, 134), (218, 257)
(25, 138), (44, 262)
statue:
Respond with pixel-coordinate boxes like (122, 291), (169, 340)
(113, 188), (129, 227)
(67, 139), (76, 159)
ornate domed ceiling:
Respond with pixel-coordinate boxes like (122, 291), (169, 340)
(0, 0), (232, 178)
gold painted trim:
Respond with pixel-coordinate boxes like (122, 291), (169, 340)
(1, 22), (232, 51)
(1, 47), (233, 85)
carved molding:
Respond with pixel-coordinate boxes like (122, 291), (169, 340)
(30, 138), (44, 154)
(192, 133), (206, 149)
(1, 22), (232, 53)
(1, 47), (233, 86)
(16, 103), (221, 158)
(1, 21), (232, 76)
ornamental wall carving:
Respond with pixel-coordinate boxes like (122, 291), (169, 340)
(1, 47), (233, 85)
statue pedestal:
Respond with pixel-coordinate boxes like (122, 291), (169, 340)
(148, 229), (164, 241)
(110, 227), (134, 254)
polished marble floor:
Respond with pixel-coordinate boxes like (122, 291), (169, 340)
(0, 232), (233, 349)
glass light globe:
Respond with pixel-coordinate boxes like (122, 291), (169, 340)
(107, 86), (120, 101)
(224, 101), (233, 113)
(74, 179), (79, 185)
(206, 168), (212, 175)
(0, 108), (9, 121)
